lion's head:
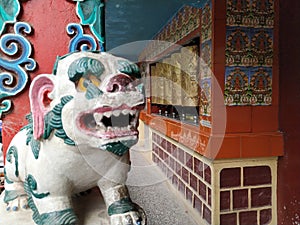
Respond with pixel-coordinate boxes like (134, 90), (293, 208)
(29, 52), (145, 156)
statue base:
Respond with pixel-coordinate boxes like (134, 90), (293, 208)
(0, 189), (109, 225)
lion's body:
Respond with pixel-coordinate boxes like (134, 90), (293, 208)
(3, 52), (146, 225)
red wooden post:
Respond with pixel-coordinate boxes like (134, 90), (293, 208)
(2, 1), (79, 159)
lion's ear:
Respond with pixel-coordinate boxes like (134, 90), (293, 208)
(29, 75), (55, 140)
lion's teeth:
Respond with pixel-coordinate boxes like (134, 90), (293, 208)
(107, 127), (113, 131)
(129, 110), (135, 116)
(100, 122), (106, 129)
(122, 109), (129, 115)
(94, 113), (103, 123)
(121, 127), (127, 131)
(104, 111), (112, 117)
(96, 123), (106, 131)
(112, 110), (121, 116)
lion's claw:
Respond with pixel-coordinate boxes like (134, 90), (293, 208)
(6, 196), (28, 212)
(110, 210), (146, 225)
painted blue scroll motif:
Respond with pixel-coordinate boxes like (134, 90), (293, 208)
(0, 0), (20, 35)
(66, 23), (97, 52)
(0, 22), (36, 117)
(68, 0), (105, 52)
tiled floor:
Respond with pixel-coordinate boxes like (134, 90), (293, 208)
(128, 145), (199, 225)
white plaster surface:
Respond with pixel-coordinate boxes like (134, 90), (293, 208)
(0, 189), (109, 225)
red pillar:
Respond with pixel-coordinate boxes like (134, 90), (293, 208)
(2, 1), (79, 158)
(278, 0), (300, 224)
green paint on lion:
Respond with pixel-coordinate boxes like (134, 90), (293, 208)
(117, 60), (141, 78)
(4, 168), (13, 184)
(101, 139), (138, 156)
(3, 190), (19, 203)
(24, 176), (76, 225)
(85, 81), (103, 99)
(40, 209), (78, 225)
(30, 139), (41, 160)
(68, 56), (104, 82)
(24, 176), (41, 224)
(108, 197), (138, 216)
(22, 113), (41, 159)
(44, 95), (75, 146)
(26, 175), (50, 199)
(6, 146), (19, 177)
(20, 96), (75, 160)
(21, 95), (75, 161)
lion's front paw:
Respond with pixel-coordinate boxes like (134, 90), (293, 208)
(110, 210), (146, 225)
(6, 195), (28, 211)
(108, 198), (146, 225)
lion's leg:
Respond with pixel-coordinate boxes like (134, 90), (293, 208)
(4, 179), (28, 211)
(96, 152), (146, 225)
(4, 152), (28, 211)
(98, 178), (147, 225)
(22, 174), (78, 225)
(28, 196), (78, 225)
(4, 131), (30, 211)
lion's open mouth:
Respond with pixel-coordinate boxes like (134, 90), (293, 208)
(78, 105), (141, 139)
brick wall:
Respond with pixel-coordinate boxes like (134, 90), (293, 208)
(152, 132), (212, 224)
(151, 129), (278, 225)
(219, 166), (273, 225)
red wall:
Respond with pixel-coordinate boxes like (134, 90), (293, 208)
(278, 0), (300, 224)
(2, 1), (79, 156)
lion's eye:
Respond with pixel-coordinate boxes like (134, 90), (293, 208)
(77, 75), (101, 92)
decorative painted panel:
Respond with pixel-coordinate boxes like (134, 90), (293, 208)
(200, 1), (212, 127)
(0, 1), (36, 117)
(251, 0), (274, 28)
(201, 2), (212, 43)
(225, 27), (251, 67)
(0, 0), (107, 118)
(225, 0), (274, 106)
(0, 0), (20, 34)
(225, 67), (250, 105)
(200, 78), (212, 116)
(251, 29), (273, 66)
(226, 0), (274, 28)
(67, 23), (98, 52)
(226, 0), (252, 27)
(138, 5), (201, 61)
(72, 0), (106, 51)
(249, 67), (272, 105)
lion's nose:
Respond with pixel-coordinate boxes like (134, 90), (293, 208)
(106, 74), (134, 93)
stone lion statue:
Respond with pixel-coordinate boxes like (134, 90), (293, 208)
(3, 51), (146, 225)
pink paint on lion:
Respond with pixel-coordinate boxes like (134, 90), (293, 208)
(29, 75), (54, 139)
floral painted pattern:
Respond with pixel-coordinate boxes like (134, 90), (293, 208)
(225, 0), (274, 105)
